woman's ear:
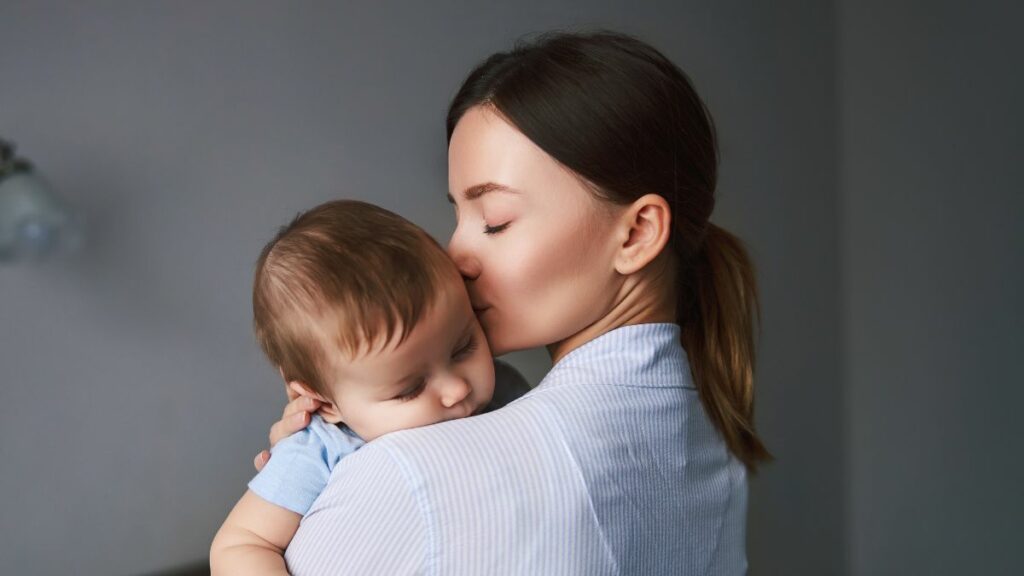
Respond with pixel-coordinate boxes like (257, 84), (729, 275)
(613, 194), (672, 275)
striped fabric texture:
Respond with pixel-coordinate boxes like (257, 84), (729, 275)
(285, 323), (748, 575)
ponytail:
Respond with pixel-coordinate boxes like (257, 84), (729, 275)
(679, 223), (772, 473)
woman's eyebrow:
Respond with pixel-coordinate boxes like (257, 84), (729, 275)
(446, 182), (519, 204)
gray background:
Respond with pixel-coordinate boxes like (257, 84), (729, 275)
(0, 1), (1019, 575)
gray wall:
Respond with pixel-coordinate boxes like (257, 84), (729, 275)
(840, 1), (1024, 575)
(8, 1), (1015, 575)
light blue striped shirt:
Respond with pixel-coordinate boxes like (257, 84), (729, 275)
(285, 323), (748, 575)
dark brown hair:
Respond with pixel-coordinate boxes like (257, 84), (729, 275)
(252, 200), (456, 401)
(447, 31), (770, 471)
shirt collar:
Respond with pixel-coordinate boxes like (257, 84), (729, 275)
(535, 322), (695, 391)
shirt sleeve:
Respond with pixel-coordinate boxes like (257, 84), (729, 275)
(284, 442), (427, 575)
(248, 415), (363, 516)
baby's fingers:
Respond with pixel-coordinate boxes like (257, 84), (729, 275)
(281, 387), (321, 420)
(281, 395), (320, 416)
(254, 449), (271, 472)
(269, 409), (313, 447)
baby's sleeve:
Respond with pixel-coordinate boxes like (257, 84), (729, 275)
(247, 415), (364, 516)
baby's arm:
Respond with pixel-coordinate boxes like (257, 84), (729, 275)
(210, 490), (298, 575)
(213, 413), (364, 574)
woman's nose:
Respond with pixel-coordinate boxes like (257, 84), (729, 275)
(438, 373), (472, 408)
(447, 230), (481, 280)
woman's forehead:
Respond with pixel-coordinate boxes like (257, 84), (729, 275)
(448, 109), (591, 206)
(449, 109), (548, 182)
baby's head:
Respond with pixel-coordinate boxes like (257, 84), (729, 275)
(252, 200), (495, 441)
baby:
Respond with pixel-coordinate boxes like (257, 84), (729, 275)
(210, 199), (526, 574)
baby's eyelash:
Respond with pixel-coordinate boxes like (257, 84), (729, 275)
(394, 338), (478, 402)
(483, 222), (510, 235)
(453, 336), (479, 360)
(395, 381), (425, 402)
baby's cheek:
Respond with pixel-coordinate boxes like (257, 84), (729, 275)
(481, 366), (498, 403)
(400, 404), (439, 431)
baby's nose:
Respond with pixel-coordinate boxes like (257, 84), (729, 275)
(439, 374), (472, 408)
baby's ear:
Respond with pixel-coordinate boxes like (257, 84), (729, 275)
(288, 381), (344, 424)
(315, 402), (345, 425)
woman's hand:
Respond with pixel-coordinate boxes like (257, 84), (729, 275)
(253, 382), (322, 472)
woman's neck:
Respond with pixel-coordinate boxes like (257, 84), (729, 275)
(547, 262), (677, 364)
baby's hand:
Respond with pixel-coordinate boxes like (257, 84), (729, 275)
(254, 382), (322, 472)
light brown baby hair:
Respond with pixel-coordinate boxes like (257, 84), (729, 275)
(252, 199), (458, 402)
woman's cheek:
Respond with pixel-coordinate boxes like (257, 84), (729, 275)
(490, 241), (558, 343)
(495, 238), (546, 301)
(527, 219), (611, 337)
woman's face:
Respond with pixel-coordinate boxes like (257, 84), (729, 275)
(447, 106), (624, 356)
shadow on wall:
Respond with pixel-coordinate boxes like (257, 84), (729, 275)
(140, 561), (208, 576)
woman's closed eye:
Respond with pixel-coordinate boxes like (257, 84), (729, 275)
(483, 222), (510, 235)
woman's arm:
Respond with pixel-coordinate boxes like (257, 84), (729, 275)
(210, 490), (300, 575)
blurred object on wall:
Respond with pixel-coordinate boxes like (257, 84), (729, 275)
(0, 139), (82, 262)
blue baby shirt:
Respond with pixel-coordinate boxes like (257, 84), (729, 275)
(248, 414), (365, 515)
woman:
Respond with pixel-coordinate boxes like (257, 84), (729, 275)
(257, 30), (769, 574)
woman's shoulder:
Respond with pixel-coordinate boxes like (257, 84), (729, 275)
(334, 361), (535, 472)
(361, 389), (567, 476)
(386, 390), (548, 451)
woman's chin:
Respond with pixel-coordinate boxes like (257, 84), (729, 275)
(481, 314), (544, 356)
(486, 336), (510, 357)
(485, 333), (535, 358)
(481, 326), (511, 357)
